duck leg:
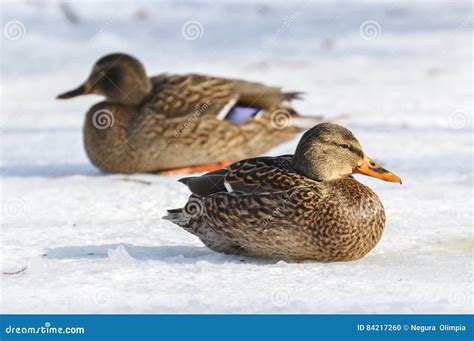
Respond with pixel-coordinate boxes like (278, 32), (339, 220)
(158, 160), (231, 175)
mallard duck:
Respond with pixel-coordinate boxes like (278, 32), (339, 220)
(57, 53), (323, 174)
(164, 123), (401, 262)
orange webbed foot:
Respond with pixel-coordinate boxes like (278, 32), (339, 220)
(158, 160), (231, 175)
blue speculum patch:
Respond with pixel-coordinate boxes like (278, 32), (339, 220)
(225, 105), (261, 124)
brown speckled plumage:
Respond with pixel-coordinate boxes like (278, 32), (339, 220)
(164, 123), (401, 262)
(58, 53), (322, 173)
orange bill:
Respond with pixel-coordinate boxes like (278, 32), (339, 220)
(56, 83), (93, 99)
(353, 155), (402, 184)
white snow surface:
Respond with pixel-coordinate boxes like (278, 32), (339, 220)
(1, 0), (472, 314)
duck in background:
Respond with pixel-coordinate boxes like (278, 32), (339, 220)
(57, 53), (324, 174)
(165, 123), (401, 262)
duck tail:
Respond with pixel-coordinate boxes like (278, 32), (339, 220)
(283, 91), (304, 101)
(163, 208), (190, 227)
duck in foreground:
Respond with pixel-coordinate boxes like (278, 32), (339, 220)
(57, 53), (322, 174)
(164, 123), (401, 262)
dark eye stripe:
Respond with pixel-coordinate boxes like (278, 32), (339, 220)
(330, 142), (363, 158)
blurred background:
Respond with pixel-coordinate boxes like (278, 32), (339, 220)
(2, 0), (472, 126)
(2, 0), (472, 173)
(1, 1), (472, 314)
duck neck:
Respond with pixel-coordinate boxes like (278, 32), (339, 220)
(292, 141), (350, 181)
(111, 81), (153, 106)
(83, 102), (136, 171)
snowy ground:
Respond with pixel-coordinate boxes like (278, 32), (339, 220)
(1, 0), (472, 313)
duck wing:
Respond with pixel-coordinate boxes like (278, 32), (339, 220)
(145, 73), (305, 124)
(178, 154), (312, 197)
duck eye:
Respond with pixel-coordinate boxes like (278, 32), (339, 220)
(341, 144), (351, 150)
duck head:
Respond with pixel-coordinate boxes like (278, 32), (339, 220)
(57, 53), (152, 105)
(292, 123), (401, 184)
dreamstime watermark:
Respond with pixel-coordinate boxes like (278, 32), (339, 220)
(92, 287), (114, 306)
(174, 100), (212, 137)
(449, 111), (470, 129)
(181, 20), (204, 40)
(359, 20), (381, 40)
(5, 321), (85, 335)
(85, 16), (117, 47)
(262, 190), (298, 227)
(92, 109), (115, 130)
(262, 10), (301, 48)
(183, 197), (204, 218)
(3, 198), (26, 217)
(271, 288), (292, 307)
(3, 20), (26, 41)
(448, 285), (472, 306)
(442, 14), (473, 50)
(270, 109), (292, 130)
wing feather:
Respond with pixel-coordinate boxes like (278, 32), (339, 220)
(143, 73), (302, 120)
(179, 155), (314, 197)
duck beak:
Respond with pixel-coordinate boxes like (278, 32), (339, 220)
(353, 155), (402, 184)
(56, 83), (93, 99)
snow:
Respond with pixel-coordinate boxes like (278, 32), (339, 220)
(1, 0), (472, 313)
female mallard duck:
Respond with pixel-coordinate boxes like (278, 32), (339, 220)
(165, 123), (401, 261)
(57, 53), (322, 174)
